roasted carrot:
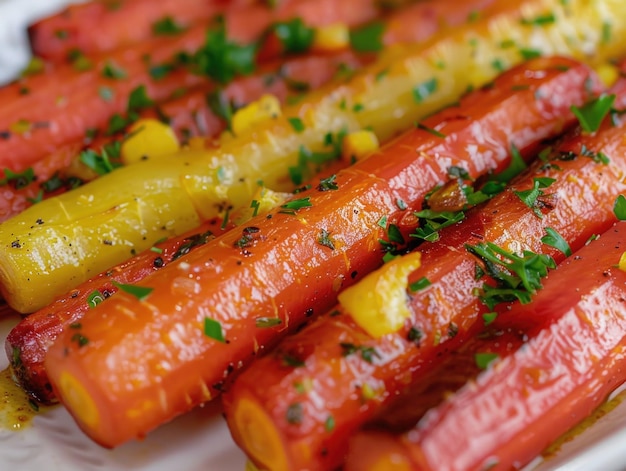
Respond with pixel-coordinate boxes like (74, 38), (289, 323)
(42, 56), (599, 448)
(3, 0), (623, 314)
(28, 0), (240, 61)
(221, 80), (626, 470)
(4, 159), (348, 405)
(0, 50), (368, 222)
(28, 0), (388, 61)
(1, 0), (390, 176)
(345, 221), (626, 471)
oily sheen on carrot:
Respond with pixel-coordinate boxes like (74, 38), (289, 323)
(0, 0), (383, 175)
(5, 218), (232, 404)
(44, 57), (596, 448)
(345, 222), (626, 471)
(6, 158), (346, 405)
(221, 80), (626, 471)
(0, 50), (367, 222)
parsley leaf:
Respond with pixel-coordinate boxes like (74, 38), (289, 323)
(112, 281), (154, 301)
(411, 209), (465, 242)
(413, 78), (438, 103)
(192, 18), (257, 84)
(514, 176), (556, 218)
(349, 21), (385, 52)
(466, 241), (555, 309)
(541, 227), (572, 256)
(571, 94), (616, 133)
(614, 194), (626, 220)
(204, 317), (226, 342)
(274, 18), (314, 54)
(152, 16), (186, 35)
(475, 352), (499, 369)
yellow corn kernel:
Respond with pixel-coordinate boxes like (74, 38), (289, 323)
(342, 130), (380, 162)
(594, 62), (619, 88)
(619, 251), (626, 272)
(120, 119), (180, 165)
(313, 23), (350, 51)
(232, 95), (282, 136)
(338, 252), (422, 338)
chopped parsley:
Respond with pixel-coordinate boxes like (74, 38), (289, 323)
(279, 197), (312, 214)
(413, 78), (438, 103)
(571, 94), (616, 133)
(206, 89), (235, 132)
(101, 60), (128, 80)
(317, 174), (338, 191)
(339, 342), (380, 363)
(412, 209), (465, 242)
(475, 352), (499, 369)
(191, 18), (257, 84)
(409, 277), (431, 292)
(317, 228), (335, 250)
(349, 21), (385, 52)
(274, 18), (315, 54)
(152, 16), (186, 35)
(204, 317), (226, 343)
(87, 290), (105, 308)
(514, 176), (556, 218)
(0, 167), (36, 189)
(466, 241), (555, 309)
(112, 281), (154, 301)
(287, 117), (305, 133)
(541, 227), (572, 256)
(255, 317), (282, 328)
(614, 195), (626, 220)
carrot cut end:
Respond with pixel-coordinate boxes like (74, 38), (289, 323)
(232, 395), (290, 471)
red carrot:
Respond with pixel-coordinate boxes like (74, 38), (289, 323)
(28, 0), (238, 61)
(221, 75), (626, 471)
(43, 57), (598, 449)
(1, 0), (387, 176)
(345, 221), (626, 471)
(0, 50), (367, 222)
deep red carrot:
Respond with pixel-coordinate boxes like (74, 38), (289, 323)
(28, 0), (239, 61)
(0, 50), (367, 222)
(42, 57), (598, 449)
(0, 0), (388, 176)
(221, 73), (626, 471)
(345, 222), (626, 471)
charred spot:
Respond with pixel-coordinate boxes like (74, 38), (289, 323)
(153, 257), (164, 268)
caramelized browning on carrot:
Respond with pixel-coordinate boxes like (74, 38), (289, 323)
(222, 70), (626, 471)
(43, 57), (598, 449)
(346, 222), (626, 471)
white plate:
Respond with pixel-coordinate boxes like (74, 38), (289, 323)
(1, 1), (626, 470)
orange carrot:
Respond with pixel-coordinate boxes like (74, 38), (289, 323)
(345, 222), (626, 471)
(6, 217), (232, 404)
(4, 158), (349, 405)
(222, 76), (626, 471)
(43, 57), (598, 448)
